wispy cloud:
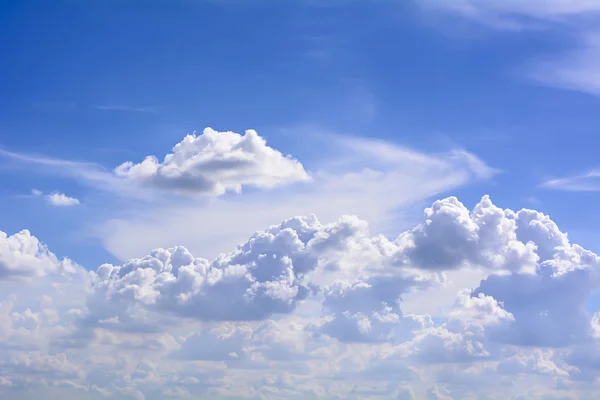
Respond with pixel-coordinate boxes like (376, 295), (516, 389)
(420, 1), (600, 96)
(540, 169), (600, 191)
(0, 147), (147, 200)
(524, 33), (600, 96)
(92, 105), (159, 113)
(421, 0), (600, 30)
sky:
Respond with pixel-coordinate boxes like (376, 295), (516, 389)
(2, 0), (600, 399)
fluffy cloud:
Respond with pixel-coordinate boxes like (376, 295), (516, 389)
(0, 229), (79, 280)
(114, 128), (309, 195)
(395, 195), (539, 273)
(32, 189), (80, 207)
(2, 195), (600, 399)
(45, 193), (80, 207)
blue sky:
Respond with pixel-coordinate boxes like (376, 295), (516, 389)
(3, 1), (600, 399)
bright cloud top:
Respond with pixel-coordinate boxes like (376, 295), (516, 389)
(2, 195), (600, 399)
(113, 128), (310, 195)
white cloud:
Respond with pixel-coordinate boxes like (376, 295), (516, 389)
(0, 229), (79, 281)
(45, 193), (80, 207)
(525, 33), (600, 96)
(31, 189), (80, 207)
(113, 127), (310, 195)
(541, 169), (600, 191)
(2, 194), (600, 398)
(5, 120), (600, 398)
(0, 128), (497, 262)
(420, 1), (600, 98)
(1, 128), (310, 200)
(98, 132), (497, 261)
(421, 0), (600, 30)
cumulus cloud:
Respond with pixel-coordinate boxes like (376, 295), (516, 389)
(113, 128), (310, 195)
(2, 195), (600, 399)
(0, 229), (79, 280)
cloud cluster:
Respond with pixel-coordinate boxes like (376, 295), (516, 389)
(2, 194), (600, 398)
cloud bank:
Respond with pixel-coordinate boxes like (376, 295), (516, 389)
(2, 195), (600, 399)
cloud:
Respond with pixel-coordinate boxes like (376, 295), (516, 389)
(0, 229), (79, 281)
(6, 120), (600, 398)
(31, 189), (80, 207)
(420, 0), (600, 30)
(525, 33), (600, 96)
(2, 128), (309, 199)
(97, 131), (497, 261)
(540, 169), (600, 191)
(113, 128), (310, 195)
(2, 194), (599, 398)
(0, 149), (143, 200)
(420, 1), (600, 96)
(45, 193), (80, 207)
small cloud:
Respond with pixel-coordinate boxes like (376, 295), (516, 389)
(45, 192), (80, 207)
(32, 190), (81, 206)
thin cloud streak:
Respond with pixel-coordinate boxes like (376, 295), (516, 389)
(0, 147), (151, 200)
(524, 33), (600, 96)
(540, 169), (600, 192)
